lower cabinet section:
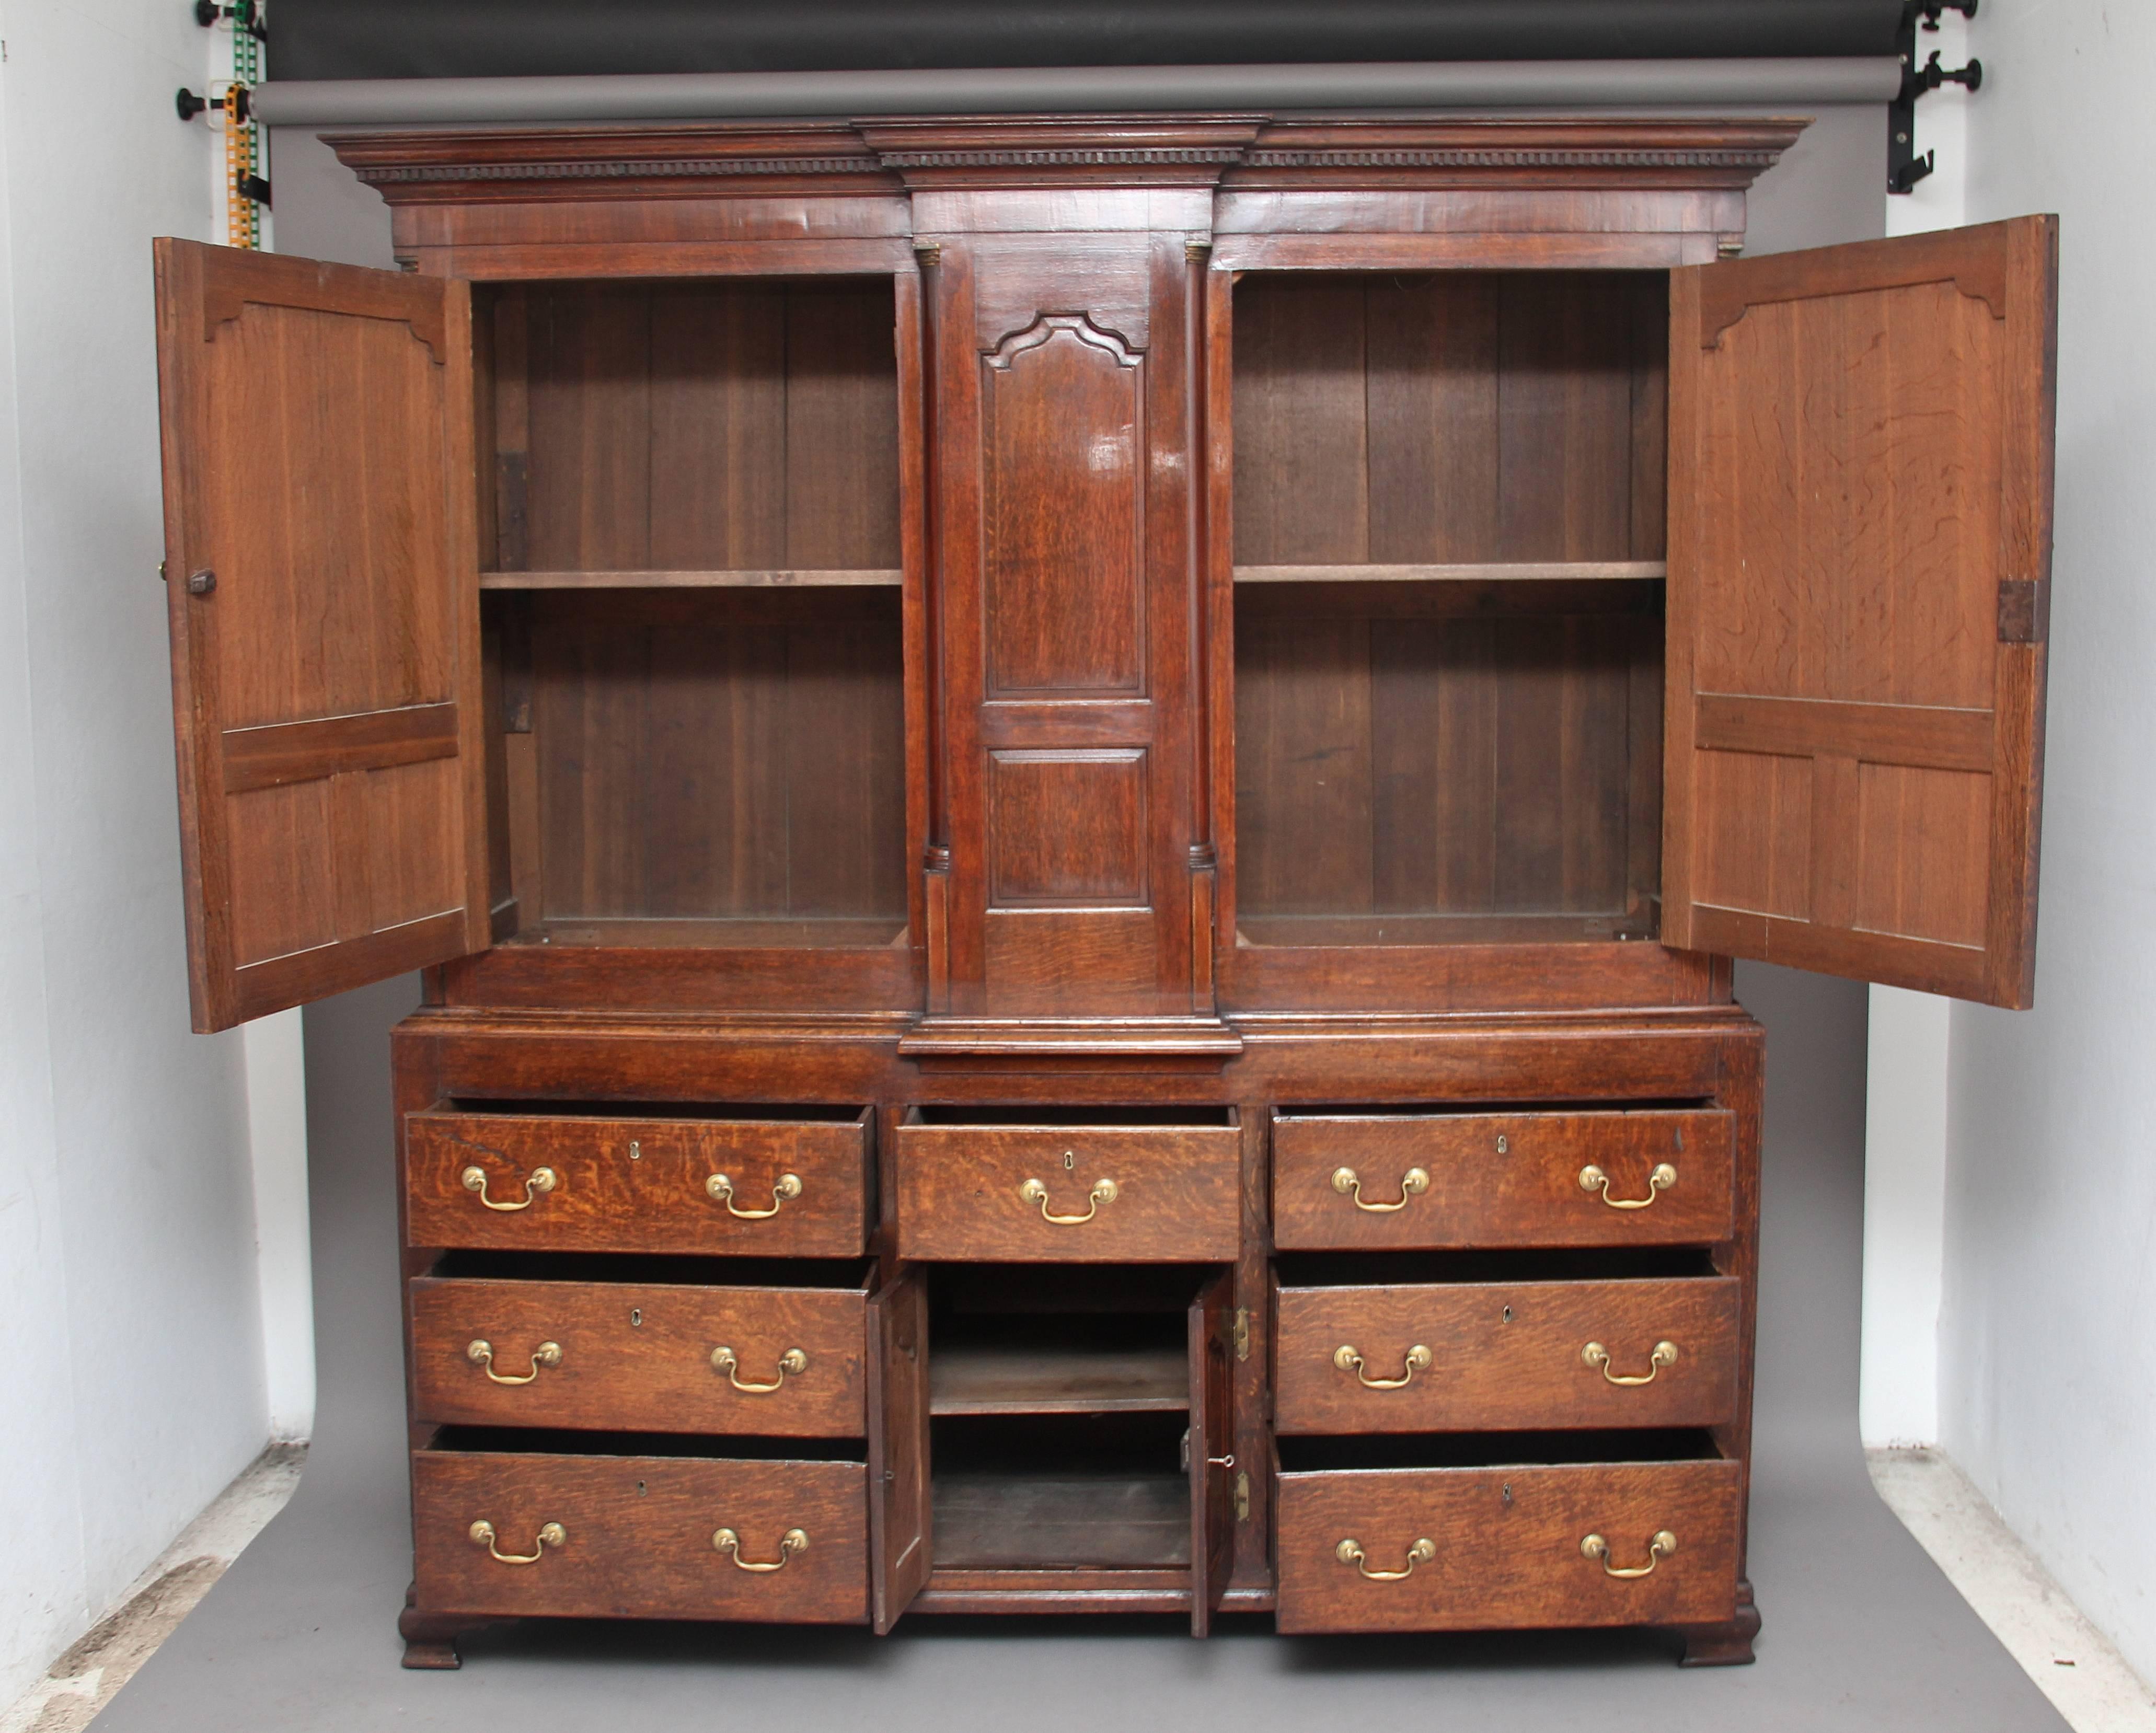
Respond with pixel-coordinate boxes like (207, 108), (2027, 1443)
(1274, 1447), (1742, 1635)
(411, 1441), (871, 1624)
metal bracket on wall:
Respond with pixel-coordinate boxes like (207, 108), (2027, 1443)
(1890, 0), (1983, 193)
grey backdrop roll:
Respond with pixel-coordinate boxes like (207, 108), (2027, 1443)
(251, 59), (1901, 126)
(91, 105), (2067, 1733)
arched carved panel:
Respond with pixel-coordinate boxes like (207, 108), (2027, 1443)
(982, 315), (1147, 696)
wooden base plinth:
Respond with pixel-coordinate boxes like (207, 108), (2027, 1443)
(399, 1589), (492, 1670)
(1676, 1579), (1761, 1667)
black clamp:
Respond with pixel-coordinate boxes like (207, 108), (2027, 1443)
(175, 83), (250, 123)
(1891, 1), (1984, 194)
(194, 0), (267, 40)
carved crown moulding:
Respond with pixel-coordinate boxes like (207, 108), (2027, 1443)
(329, 113), (1807, 203)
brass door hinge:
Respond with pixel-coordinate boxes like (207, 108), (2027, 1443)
(1235, 1471), (1251, 1523)
(1232, 1308), (1250, 1362)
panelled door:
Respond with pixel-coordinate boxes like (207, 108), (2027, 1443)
(1664, 217), (2057, 1008)
(921, 214), (1212, 1022)
(154, 240), (488, 1030)
(868, 1271), (931, 1631)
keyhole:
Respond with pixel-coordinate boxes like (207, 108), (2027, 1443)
(1502, 1305), (1514, 1324)
(629, 1140), (642, 1161)
(630, 1309), (642, 1327)
(1495, 1134), (1509, 1155)
(636, 1481), (647, 1496)
(1502, 1483), (1514, 1506)
(1064, 1150), (1075, 1171)
(1675, 1129), (1686, 1153)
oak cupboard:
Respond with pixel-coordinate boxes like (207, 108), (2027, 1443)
(149, 112), (2056, 1667)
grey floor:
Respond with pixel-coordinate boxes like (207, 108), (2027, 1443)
(93, 964), (2069, 1731)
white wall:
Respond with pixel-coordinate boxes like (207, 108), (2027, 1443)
(1857, 12), (1971, 1454)
(1934, 0), (2156, 1686)
(0, 2), (294, 1705)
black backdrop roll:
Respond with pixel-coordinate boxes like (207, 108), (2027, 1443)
(271, 0), (1905, 83)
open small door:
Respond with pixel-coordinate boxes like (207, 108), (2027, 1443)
(154, 239), (488, 1031)
(1186, 1272), (1236, 1637)
(1664, 216), (2057, 1008)
(867, 1269), (930, 1633)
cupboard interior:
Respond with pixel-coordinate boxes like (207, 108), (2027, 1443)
(475, 277), (908, 948)
(928, 1266), (1205, 1573)
(1231, 270), (1670, 948)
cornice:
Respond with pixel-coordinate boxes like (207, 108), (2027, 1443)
(330, 113), (1806, 202)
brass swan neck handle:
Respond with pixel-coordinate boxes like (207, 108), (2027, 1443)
(710, 1346), (809, 1393)
(1582, 1530), (1677, 1579)
(1019, 1176), (1117, 1225)
(1577, 1161), (1676, 1210)
(707, 1172), (803, 1219)
(1332, 1165), (1429, 1212)
(462, 1164), (557, 1211)
(469, 1520), (565, 1565)
(467, 1339), (562, 1385)
(712, 1528), (809, 1572)
(1582, 1340), (1678, 1386)
(1336, 1537), (1437, 1581)
(1333, 1343), (1434, 1390)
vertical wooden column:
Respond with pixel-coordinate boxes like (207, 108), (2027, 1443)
(885, 122), (1251, 1048)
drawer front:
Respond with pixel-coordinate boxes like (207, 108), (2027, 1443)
(1273, 1110), (1734, 1250)
(406, 1111), (870, 1256)
(1273, 1277), (1742, 1435)
(896, 1119), (1241, 1263)
(1276, 1460), (1740, 1634)
(409, 1278), (869, 1437)
(412, 1450), (868, 1624)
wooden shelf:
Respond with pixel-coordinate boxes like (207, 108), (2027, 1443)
(1237, 912), (1653, 949)
(932, 1474), (1191, 1570)
(479, 568), (904, 591)
(1232, 561), (1666, 584)
(930, 1343), (1190, 1417)
(504, 917), (909, 950)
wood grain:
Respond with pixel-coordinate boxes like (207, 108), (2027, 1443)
(868, 1273), (931, 1632)
(1274, 1276), (1741, 1434)
(1275, 1458), (1740, 1633)
(408, 1275), (869, 1436)
(1272, 1110), (1734, 1251)
(1667, 217), (2056, 1007)
(406, 1109), (871, 1257)
(896, 1115), (1241, 1262)
(153, 238), (485, 1031)
(411, 1448), (868, 1623)
(932, 1475), (1190, 1569)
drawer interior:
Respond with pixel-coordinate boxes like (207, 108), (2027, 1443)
(440, 1099), (873, 1123)
(1274, 1247), (1719, 1287)
(424, 1426), (865, 1462)
(425, 1250), (876, 1286)
(1278, 1428), (1728, 1473)
(908, 1104), (1236, 1127)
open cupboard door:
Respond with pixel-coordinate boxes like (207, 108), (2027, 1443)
(1187, 1273), (1236, 1636)
(1663, 217), (2058, 1008)
(868, 1270), (930, 1632)
(153, 239), (488, 1031)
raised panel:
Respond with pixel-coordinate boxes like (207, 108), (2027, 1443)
(988, 749), (1147, 906)
(982, 317), (1146, 695)
(1856, 762), (1989, 946)
(1690, 750), (1811, 920)
(1692, 282), (2000, 710)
